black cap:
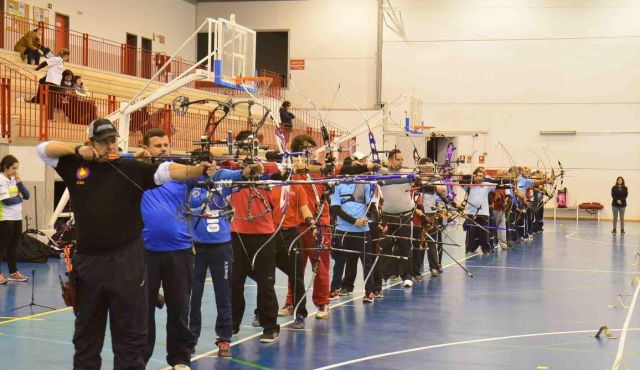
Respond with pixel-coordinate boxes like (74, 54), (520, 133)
(87, 119), (119, 142)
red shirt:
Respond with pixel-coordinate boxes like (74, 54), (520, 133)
(291, 173), (330, 225)
(230, 187), (276, 234)
(270, 184), (310, 228)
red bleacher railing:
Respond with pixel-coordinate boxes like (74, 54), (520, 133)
(0, 56), (39, 139)
(0, 77), (10, 138)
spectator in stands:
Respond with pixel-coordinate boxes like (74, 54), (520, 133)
(67, 75), (97, 125)
(14, 29), (43, 64)
(71, 75), (89, 97)
(611, 176), (628, 234)
(279, 101), (295, 147)
(60, 69), (75, 91)
(0, 155), (31, 285)
(35, 48), (70, 87)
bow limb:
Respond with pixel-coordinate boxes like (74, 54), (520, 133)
(337, 85), (380, 165)
(288, 75), (336, 159)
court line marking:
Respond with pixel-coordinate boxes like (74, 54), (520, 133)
(564, 231), (627, 247)
(468, 265), (639, 275)
(314, 327), (640, 370)
(0, 307), (70, 326)
(174, 253), (480, 370)
(611, 276), (640, 370)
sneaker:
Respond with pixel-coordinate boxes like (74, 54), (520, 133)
(339, 288), (352, 296)
(291, 315), (305, 329)
(612, 229), (617, 233)
(259, 331), (278, 343)
(413, 275), (424, 282)
(389, 274), (400, 281)
(499, 243), (509, 250)
(438, 265), (444, 273)
(621, 229), (626, 234)
(217, 341), (232, 358)
(0, 274), (6, 285)
(173, 364), (190, 370)
(382, 279), (388, 286)
(316, 305), (330, 319)
(374, 290), (383, 299)
(430, 269), (439, 277)
(232, 326), (240, 335)
(465, 251), (475, 256)
(363, 291), (375, 303)
(329, 289), (341, 300)
(278, 304), (293, 317)
(251, 315), (260, 327)
(8, 272), (28, 282)
(403, 279), (413, 288)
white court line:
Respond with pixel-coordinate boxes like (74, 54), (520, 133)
(163, 253), (480, 370)
(469, 265), (639, 275)
(314, 327), (640, 370)
(564, 230), (628, 247)
(611, 277), (640, 370)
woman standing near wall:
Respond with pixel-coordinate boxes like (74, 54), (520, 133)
(611, 176), (628, 234)
(0, 155), (30, 284)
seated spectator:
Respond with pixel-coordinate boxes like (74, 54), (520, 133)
(71, 76), (89, 97)
(14, 29), (43, 63)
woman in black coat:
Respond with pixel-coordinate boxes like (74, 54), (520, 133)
(611, 176), (628, 233)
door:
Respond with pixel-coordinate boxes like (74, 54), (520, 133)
(141, 37), (152, 79)
(55, 13), (69, 54)
(125, 33), (137, 76)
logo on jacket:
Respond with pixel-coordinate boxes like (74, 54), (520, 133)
(76, 166), (90, 184)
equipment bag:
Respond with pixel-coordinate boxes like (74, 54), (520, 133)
(556, 187), (567, 208)
(16, 231), (51, 263)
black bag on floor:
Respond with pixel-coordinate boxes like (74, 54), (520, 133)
(16, 232), (51, 263)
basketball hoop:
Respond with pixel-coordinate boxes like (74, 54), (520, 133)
(235, 76), (273, 97)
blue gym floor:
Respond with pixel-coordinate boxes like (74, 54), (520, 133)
(1, 220), (638, 369)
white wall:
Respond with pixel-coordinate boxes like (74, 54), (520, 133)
(381, 0), (640, 219)
(196, 0), (378, 109)
(5, 0), (197, 60)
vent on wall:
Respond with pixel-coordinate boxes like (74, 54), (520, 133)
(539, 131), (577, 135)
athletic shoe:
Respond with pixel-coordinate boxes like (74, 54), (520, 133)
(173, 364), (190, 370)
(612, 229), (617, 233)
(382, 279), (388, 286)
(403, 279), (413, 288)
(499, 242), (509, 249)
(251, 315), (260, 327)
(0, 274), (6, 285)
(621, 229), (626, 234)
(363, 291), (375, 303)
(413, 275), (424, 282)
(329, 289), (340, 300)
(465, 251), (475, 256)
(438, 265), (444, 273)
(316, 305), (330, 319)
(291, 315), (305, 329)
(339, 288), (352, 296)
(217, 342), (232, 358)
(8, 272), (28, 282)
(374, 290), (384, 299)
(278, 304), (293, 317)
(259, 331), (278, 343)
(430, 269), (439, 277)
(389, 274), (400, 281)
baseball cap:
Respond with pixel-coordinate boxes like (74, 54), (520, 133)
(87, 119), (119, 142)
(351, 151), (366, 161)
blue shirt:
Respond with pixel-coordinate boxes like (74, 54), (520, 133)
(517, 177), (534, 195)
(331, 183), (374, 232)
(142, 181), (192, 251)
(189, 169), (243, 244)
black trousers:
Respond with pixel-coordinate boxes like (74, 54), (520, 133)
(380, 214), (414, 281)
(231, 233), (279, 334)
(72, 238), (147, 370)
(331, 231), (375, 293)
(426, 228), (443, 271)
(274, 228), (307, 317)
(412, 226), (426, 276)
(0, 220), (22, 274)
(145, 248), (194, 367)
(190, 242), (234, 345)
(465, 215), (491, 253)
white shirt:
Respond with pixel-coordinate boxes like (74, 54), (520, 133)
(463, 182), (496, 217)
(0, 173), (23, 221)
(45, 55), (64, 85)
